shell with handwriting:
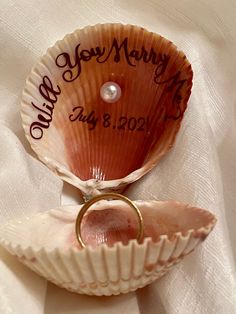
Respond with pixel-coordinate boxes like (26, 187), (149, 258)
(21, 23), (193, 197)
(0, 200), (216, 296)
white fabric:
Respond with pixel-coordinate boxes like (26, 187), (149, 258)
(0, 0), (236, 313)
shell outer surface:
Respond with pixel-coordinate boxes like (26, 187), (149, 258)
(0, 200), (216, 296)
(21, 23), (193, 196)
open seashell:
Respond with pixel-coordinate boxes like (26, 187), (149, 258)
(21, 23), (193, 197)
(0, 200), (216, 296)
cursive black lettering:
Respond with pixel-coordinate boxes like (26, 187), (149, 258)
(97, 37), (136, 66)
(56, 44), (106, 82)
(69, 106), (98, 130)
(56, 43), (82, 82)
(32, 102), (53, 119)
(154, 54), (170, 81)
(155, 71), (187, 120)
(29, 35), (191, 141)
(30, 76), (61, 140)
(39, 76), (61, 102)
(30, 121), (47, 140)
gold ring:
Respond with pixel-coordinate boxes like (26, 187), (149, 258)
(75, 193), (144, 248)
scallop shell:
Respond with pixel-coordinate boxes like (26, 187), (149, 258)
(21, 24), (193, 197)
(0, 200), (216, 296)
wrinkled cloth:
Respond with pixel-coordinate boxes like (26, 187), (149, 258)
(0, 0), (236, 313)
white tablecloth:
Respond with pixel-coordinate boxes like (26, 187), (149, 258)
(0, 1), (236, 313)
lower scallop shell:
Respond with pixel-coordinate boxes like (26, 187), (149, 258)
(0, 200), (216, 296)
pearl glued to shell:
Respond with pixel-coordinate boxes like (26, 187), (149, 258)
(100, 81), (121, 103)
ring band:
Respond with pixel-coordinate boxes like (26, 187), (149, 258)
(75, 193), (144, 248)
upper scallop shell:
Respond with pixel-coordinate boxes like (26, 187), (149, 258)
(21, 24), (193, 196)
(0, 200), (216, 296)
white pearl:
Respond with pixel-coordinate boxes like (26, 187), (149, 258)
(100, 81), (121, 103)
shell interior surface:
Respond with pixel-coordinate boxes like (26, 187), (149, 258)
(21, 23), (193, 195)
(0, 200), (216, 296)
